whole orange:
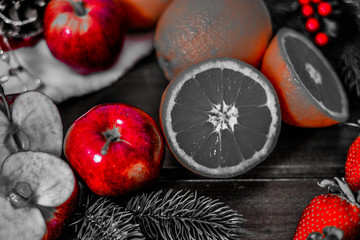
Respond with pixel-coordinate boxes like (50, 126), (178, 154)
(117, 0), (173, 30)
(154, 0), (272, 80)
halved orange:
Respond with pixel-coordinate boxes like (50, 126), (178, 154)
(160, 57), (281, 178)
(261, 28), (349, 128)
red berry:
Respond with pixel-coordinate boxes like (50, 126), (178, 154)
(311, 0), (322, 3)
(301, 4), (314, 17)
(298, 0), (310, 4)
(305, 18), (320, 32)
(315, 32), (329, 46)
(345, 136), (360, 192)
(318, 2), (332, 16)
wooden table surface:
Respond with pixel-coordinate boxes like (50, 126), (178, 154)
(56, 51), (360, 240)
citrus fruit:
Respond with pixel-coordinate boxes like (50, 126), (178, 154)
(261, 28), (349, 128)
(160, 57), (281, 178)
(154, 0), (272, 80)
(117, 0), (173, 30)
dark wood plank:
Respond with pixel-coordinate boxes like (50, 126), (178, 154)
(57, 52), (168, 132)
(56, 51), (360, 239)
(58, 52), (360, 180)
(151, 179), (327, 240)
(161, 123), (358, 179)
(59, 179), (328, 240)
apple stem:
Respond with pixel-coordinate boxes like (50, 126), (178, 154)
(0, 83), (12, 122)
(0, 84), (26, 151)
(101, 136), (115, 156)
(101, 126), (131, 155)
(0, 84), (27, 151)
(73, 1), (87, 17)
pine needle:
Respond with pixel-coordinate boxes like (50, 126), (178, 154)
(75, 197), (145, 240)
(73, 189), (248, 240)
(262, 0), (302, 32)
(126, 189), (247, 240)
(339, 40), (360, 96)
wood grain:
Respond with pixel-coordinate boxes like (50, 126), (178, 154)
(57, 52), (360, 239)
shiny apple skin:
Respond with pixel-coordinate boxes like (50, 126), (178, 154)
(0, 35), (42, 51)
(43, 0), (126, 74)
(64, 103), (165, 196)
(43, 181), (79, 240)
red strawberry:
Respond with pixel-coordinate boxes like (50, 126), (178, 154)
(293, 178), (360, 240)
(345, 136), (360, 192)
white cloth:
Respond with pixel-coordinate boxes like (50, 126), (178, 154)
(1, 32), (154, 103)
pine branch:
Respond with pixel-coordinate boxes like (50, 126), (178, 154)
(262, 0), (303, 33)
(73, 190), (249, 240)
(339, 40), (360, 96)
(126, 189), (247, 240)
(74, 197), (145, 240)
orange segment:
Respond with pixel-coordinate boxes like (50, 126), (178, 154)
(261, 28), (349, 127)
(160, 57), (281, 178)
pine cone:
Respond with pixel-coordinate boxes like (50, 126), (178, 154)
(0, 0), (49, 50)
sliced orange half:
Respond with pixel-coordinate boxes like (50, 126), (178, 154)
(160, 57), (281, 178)
(261, 28), (349, 128)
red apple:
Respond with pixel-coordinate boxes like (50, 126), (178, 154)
(43, 0), (126, 74)
(64, 103), (165, 196)
(0, 36), (42, 51)
(0, 151), (79, 240)
(0, 90), (63, 167)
